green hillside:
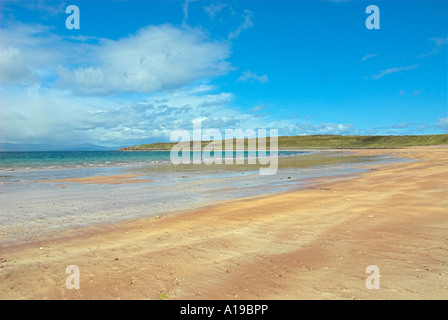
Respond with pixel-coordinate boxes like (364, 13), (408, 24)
(119, 134), (448, 151)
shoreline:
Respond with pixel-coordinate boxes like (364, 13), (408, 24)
(0, 149), (310, 173)
(1, 146), (447, 299)
(0, 150), (380, 247)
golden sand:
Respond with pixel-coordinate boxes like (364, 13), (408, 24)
(1, 146), (447, 300)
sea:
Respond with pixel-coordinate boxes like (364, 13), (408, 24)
(0, 150), (300, 172)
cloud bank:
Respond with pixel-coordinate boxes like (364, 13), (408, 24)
(1, 23), (232, 95)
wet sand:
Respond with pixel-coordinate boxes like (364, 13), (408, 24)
(1, 146), (447, 300)
(40, 174), (153, 185)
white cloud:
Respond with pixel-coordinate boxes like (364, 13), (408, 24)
(229, 9), (254, 39)
(237, 70), (269, 83)
(1, 22), (233, 95)
(430, 37), (448, 46)
(0, 21), (253, 147)
(360, 53), (377, 62)
(368, 64), (419, 80)
(2, 79), (363, 147)
(182, 0), (196, 22)
(0, 23), (65, 84)
(2, 78), (370, 146)
(417, 48), (440, 58)
(295, 122), (356, 135)
(436, 116), (448, 131)
(0, 84), (241, 146)
(204, 2), (227, 19)
(1, 86), (97, 144)
(1, 47), (32, 82)
(412, 88), (423, 96)
(0, 14), (366, 148)
(250, 105), (268, 113)
(57, 25), (232, 95)
(18, 0), (66, 16)
(372, 122), (440, 135)
(263, 119), (357, 136)
(417, 36), (447, 58)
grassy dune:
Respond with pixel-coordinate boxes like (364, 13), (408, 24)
(119, 134), (448, 151)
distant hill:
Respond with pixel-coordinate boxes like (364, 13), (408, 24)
(119, 134), (448, 151)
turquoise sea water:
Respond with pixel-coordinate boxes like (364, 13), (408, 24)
(0, 150), (302, 171)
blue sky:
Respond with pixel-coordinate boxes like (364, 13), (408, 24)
(1, 0), (447, 149)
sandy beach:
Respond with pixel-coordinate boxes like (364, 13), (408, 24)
(1, 146), (447, 300)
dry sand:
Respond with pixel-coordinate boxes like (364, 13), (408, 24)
(1, 146), (447, 300)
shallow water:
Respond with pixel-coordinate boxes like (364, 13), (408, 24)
(0, 150), (303, 172)
(0, 151), (410, 246)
